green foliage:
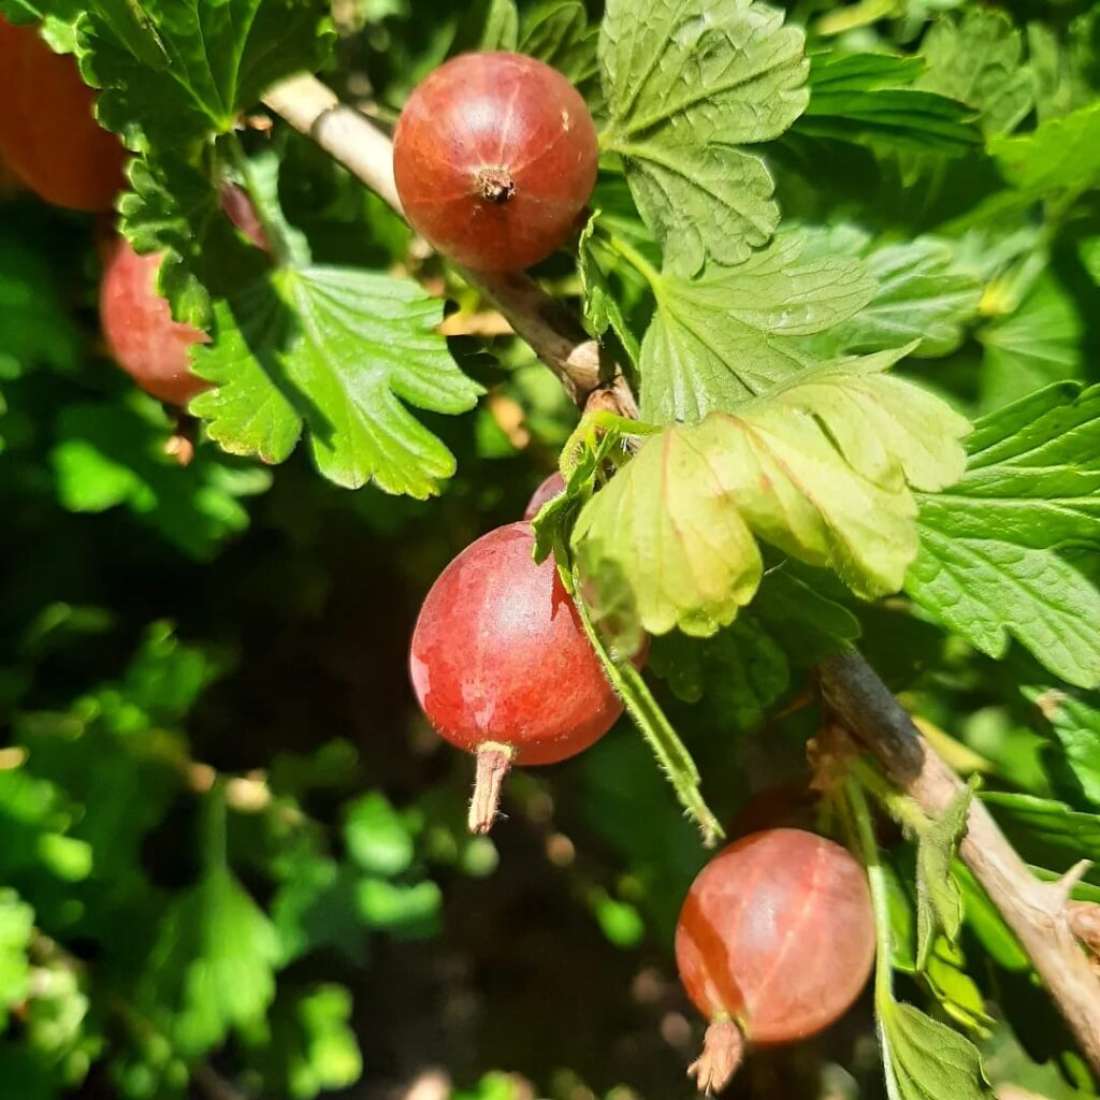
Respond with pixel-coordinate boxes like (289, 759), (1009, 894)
(908, 384), (1100, 688)
(4, 0), (1100, 1096)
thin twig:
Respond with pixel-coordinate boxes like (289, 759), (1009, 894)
(261, 71), (1100, 1072)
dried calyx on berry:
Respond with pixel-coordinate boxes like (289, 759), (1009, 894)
(393, 51), (599, 273)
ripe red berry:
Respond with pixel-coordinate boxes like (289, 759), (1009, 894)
(523, 471), (566, 520)
(675, 828), (875, 1093)
(393, 52), (599, 273)
(0, 18), (126, 212)
(99, 239), (209, 407)
(99, 187), (267, 407)
(409, 521), (621, 832)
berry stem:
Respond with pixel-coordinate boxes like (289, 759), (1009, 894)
(571, 569), (724, 847)
(468, 742), (515, 835)
(844, 778), (904, 1100)
(687, 1017), (744, 1095)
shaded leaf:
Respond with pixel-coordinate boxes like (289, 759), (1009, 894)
(638, 231), (876, 422)
(908, 383), (1100, 689)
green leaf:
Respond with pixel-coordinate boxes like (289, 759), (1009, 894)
(519, 1), (598, 87)
(0, 768), (93, 884)
(990, 100), (1100, 202)
(0, 890), (33, 1030)
(51, 399), (272, 561)
(649, 617), (790, 731)
(916, 784), (972, 970)
(343, 794), (414, 877)
(271, 859), (367, 966)
(450, 0), (518, 54)
(1029, 8), (1100, 123)
(978, 272), (1085, 410)
(576, 355), (969, 636)
(245, 985), (362, 1100)
(881, 1001), (988, 1100)
(908, 383), (1100, 689)
(356, 879), (441, 934)
(918, 9), (1034, 136)
(982, 792), (1100, 868)
(599, 0), (809, 274)
(578, 216), (642, 367)
(638, 231), (876, 422)
(1023, 685), (1100, 808)
(798, 52), (980, 156)
(803, 229), (982, 359)
(76, 0), (334, 149)
(140, 864), (280, 1056)
(190, 266), (483, 497)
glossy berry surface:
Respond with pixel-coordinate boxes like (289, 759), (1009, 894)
(0, 18), (126, 212)
(99, 239), (209, 407)
(523, 471), (566, 520)
(409, 522), (621, 765)
(676, 828), (875, 1044)
(393, 52), (599, 273)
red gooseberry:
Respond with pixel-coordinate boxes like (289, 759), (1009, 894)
(393, 52), (599, 273)
(99, 185), (268, 408)
(0, 18), (126, 212)
(675, 828), (875, 1093)
(409, 521), (623, 832)
(100, 240), (210, 408)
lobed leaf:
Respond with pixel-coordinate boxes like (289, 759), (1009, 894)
(575, 355), (969, 636)
(191, 266), (483, 498)
(599, 0), (809, 274)
(908, 383), (1100, 688)
(918, 9), (1035, 136)
(990, 100), (1100, 202)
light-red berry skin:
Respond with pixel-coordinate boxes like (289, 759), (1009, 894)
(99, 239), (209, 407)
(0, 18), (126, 212)
(409, 521), (621, 765)
(393, 52), (599, 273)
(676, 828), (875, 1045)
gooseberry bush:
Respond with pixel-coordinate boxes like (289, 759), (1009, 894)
(2, 0), (1100, 1098)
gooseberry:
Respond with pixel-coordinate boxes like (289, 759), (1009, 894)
(99, 239), (210, 407)
(0, 17), (126, 212)
(523, 471), (566, 520)
(393, 52), (599, 273)
(675, 828), (875, 1093)
(409, 521), (622, 832)
(99, 186), (267, 407)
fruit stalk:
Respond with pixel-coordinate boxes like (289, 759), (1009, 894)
(262, 71), (1100, 1070)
